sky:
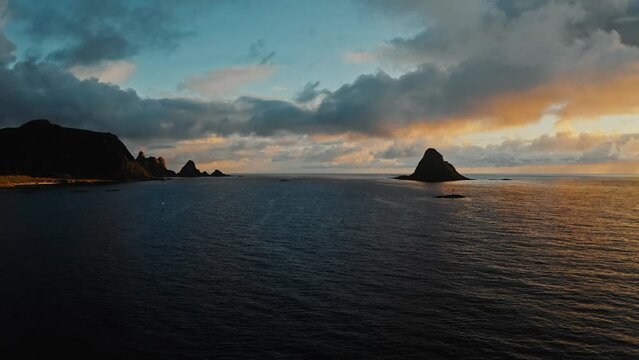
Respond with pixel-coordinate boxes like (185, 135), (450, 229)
(1, 0), (639, 174)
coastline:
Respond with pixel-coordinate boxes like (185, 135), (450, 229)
(0, 175), (115, 188)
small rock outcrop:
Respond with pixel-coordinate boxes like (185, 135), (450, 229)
(435, 194), (466, 199)
(177, 160), (207, 177)
(210, 169), (230, 177)
(396, 148), (470, 182)
(136, 151), (176, 177)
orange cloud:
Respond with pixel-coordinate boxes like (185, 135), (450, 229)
(392, 64), (639, 140)
(461, 161), (639, 175)
(478, 67), (639, 130)
(197, 159), (247, 172)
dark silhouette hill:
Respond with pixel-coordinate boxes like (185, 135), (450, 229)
(136, 151), (176, 177)
(0, 120), (150, 180)
(396, 148), (470, 182)
(177, 160), (208, 177)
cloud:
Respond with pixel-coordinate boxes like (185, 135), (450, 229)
(0, 28), (14, 67)
(0, 60), (244, 140)
(440, 132), (639, 168)
(154, 133), (397, 172)
(2, 52), (639, 146)
(69, 60), (137, 84)
(294, 81), (330, 104)
(0, 0), (14, 66)
(0, 0), (8, 26)
(188, 0), (639, 139)
(0, 0), (639, 176)
(337, 0), (639, 132)
(180, 64), (276, 99)
(451, 63), (639, 133)
(377, 1), (638, 71)
(259, 51), (276, 65)
(379, 141), (424, 159)
(248, 38), (276, 65)
(343, 51), (375, 64)
(47, 31), (134, 66)
(8, 0), (197, 66)
(0, 57), (304, 140)
(145, 129), (639, 174)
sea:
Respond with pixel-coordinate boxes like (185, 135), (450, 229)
(0, 174), (637, 359)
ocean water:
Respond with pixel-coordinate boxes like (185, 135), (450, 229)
(0, 175), (637, 359)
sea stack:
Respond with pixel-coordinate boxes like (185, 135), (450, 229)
(177, 160), (207, 177)
(396, 148), (470, 182)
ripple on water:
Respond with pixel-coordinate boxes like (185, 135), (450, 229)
(0, 175), (637, 359)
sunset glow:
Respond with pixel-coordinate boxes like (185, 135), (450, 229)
(1, 0), (638, 173)
(2, 2), (638, 358)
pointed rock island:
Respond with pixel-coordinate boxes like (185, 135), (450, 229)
(210, 169), (230, 177)
(177, 160), (207, 177)
(396, 148), (470, 182)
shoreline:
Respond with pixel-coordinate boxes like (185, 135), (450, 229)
(0, 175), (117, 188)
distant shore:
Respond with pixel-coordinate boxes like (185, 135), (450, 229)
(0, 175), (113, 188)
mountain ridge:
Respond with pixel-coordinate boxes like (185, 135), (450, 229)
(0, 119), (150, 180)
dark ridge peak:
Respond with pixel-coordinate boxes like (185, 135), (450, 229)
(18, 120), (117, 139)
(137, 151), (146, 159)
(424, 148), (443, 160)
(20, 119), (56, 128)
(177, 160), (207, 177)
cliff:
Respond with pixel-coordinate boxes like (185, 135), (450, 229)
(0, 120), (150, 180)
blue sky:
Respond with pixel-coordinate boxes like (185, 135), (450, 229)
(6, 0), (415, 99)
(1, 0), (639, 173)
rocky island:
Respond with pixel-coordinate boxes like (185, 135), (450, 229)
(396, 148), (470, 182)
(177, 160), (208, 177)
(210, 169), (230, 177)
(176, 160), (230, 177)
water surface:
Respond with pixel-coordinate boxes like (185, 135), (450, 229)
(1, 175), (637, 359)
